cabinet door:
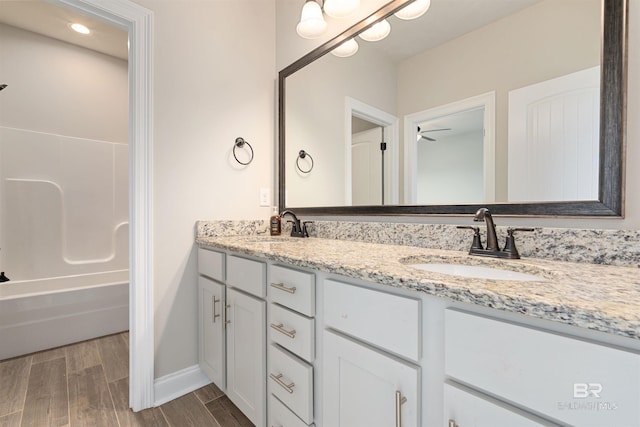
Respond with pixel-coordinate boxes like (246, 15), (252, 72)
(323, 330), (420, 427)
(226, 288), (266, 427)
(444, 382), (557, 427)
(198, 276), (225, 389)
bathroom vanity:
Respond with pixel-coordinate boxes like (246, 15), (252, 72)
(196, 234), (640, 427)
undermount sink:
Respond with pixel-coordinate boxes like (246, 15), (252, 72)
(408, 263), (545, 282)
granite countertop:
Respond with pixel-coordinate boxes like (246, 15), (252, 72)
(196, 235), (640, 341)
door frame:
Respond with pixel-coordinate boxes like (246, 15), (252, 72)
(404, 92), (496, 204)
(52, 0), (154, 411)
(345, 97), (399, 205)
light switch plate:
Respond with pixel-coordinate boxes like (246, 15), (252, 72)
(259, 188), (270, 206)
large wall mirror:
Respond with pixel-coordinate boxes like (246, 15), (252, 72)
(278, 0), (627, 216)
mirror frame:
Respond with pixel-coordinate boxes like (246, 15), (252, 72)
(278, 0), (627, 217)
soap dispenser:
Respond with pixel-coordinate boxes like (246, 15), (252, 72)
(270, 207), (281, 236)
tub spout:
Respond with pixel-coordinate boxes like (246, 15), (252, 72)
(0, 272), (9, 282)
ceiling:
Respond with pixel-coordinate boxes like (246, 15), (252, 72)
(0, 0), (543, 68)
(0, 0), (128, 60)
(365, 0), (542, 63)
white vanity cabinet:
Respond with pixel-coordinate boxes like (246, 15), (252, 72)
(444, 309), (640, 427)
(198, 275), (226, 389)
(267, 264), (316, 427)
(197, 248), (226, 388)
(322, 279), (421, 427)
(226, 287), (266, 426)
(198, 244), (640, 427)
(198, 249), (267, 427)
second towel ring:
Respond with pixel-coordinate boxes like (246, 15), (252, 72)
(233, 137), (254, 165)
(296, 150), (314, 173)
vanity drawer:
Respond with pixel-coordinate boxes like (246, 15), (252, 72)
(269, 265), (315, 316)
(269, 394), (313, 427)
(269, 344), (313, 424)
(197, 248), (225, 281)
(445, 309), (640, 426)
(269, 303), (315, 363)
(227, 255), (266, 297)
(323, 279), (421, 362)
(444, 381), (555, 427)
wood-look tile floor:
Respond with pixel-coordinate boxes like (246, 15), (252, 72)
(0, 332), (253, 427)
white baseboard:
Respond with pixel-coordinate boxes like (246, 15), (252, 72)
(153, 364), (211, 407)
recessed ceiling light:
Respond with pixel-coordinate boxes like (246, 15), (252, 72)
(70, 23), (91, 35)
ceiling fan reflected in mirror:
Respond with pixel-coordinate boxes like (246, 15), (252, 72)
(416, 126), (452, 142)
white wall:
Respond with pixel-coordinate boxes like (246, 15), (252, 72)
(130, 0), (276, 379)
(0, 24), (128, 141)
(276, 0), (640, 230)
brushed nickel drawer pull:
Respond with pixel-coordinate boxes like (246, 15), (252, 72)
(270, 282), (297, 294)
(395, 391), (407, 427)
(270, 322), (296, 338)
(270, 373), (295, 394)
(225, 304), (231, 324)
(212, 296), (220, 323)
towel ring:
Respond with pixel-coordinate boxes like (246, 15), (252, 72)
(296, 150), (314, 173)
(233, 137), (254, 165)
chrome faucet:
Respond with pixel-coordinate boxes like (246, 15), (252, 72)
(457, 208), (533, 259)
(279, 210), (310, 238)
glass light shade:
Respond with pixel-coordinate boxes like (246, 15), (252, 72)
(323, 0), (360, 19)
(394, 0), (431, 20)
(359, 19), (391, 42)
(331, 38), (359, 57)
(296, 0), (327, 39)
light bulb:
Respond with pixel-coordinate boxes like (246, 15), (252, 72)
(331, 38), (359, 57)
(359, 19), (391, 42)
(70, 23), (91, 35)
(394, 0), (431, 20)
(296, 0), (327, 39)
(324, 0), (360, 19)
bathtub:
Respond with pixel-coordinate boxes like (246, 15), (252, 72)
(0, 270), (129, 360)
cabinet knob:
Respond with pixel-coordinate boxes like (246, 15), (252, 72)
(448, 419), (459, 427)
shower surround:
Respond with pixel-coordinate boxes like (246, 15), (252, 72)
(0, 126), (129, 359)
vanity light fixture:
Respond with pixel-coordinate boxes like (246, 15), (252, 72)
(331, 38), (359, 57)
(394, 0), (431, 20)
(359, 19), (391, 42)
(296, 0), (328, 39)
(323, 0), (360, 19)
(70, 23), (91, 35)
(296, 0), (360, 39)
